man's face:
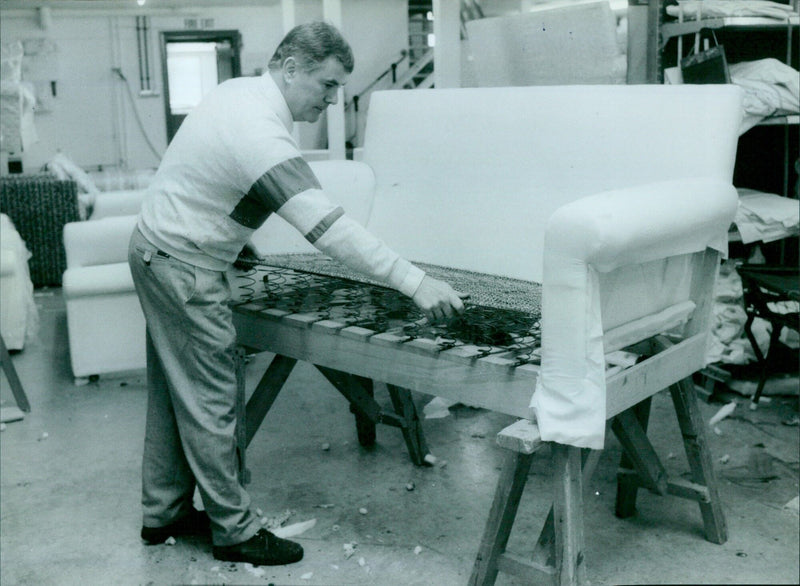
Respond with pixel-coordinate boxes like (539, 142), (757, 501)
(283, 56), (348, 123)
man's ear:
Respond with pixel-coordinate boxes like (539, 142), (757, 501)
(282, 57), (297, 83)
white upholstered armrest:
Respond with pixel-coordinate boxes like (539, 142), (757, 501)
(63, 215), (139, 268)
(530, 177), (738, 449)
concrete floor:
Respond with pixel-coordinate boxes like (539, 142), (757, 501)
(1, 289), (798, 586)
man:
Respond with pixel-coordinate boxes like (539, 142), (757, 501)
(129, 21), (465, 567)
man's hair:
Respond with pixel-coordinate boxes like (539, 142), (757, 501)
(268, 21), (354, 74)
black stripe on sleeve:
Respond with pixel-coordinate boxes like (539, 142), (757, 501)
(305, 206), (345, 244)
(229, 157), (321, 229)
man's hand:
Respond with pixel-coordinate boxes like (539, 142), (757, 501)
(233, 241), (264, 270)
(411, 275), (468, 322)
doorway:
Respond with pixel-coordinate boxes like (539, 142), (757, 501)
(160, 30), (242, 143)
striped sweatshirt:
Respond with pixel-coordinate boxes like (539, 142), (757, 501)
(137, 72), (424, 298)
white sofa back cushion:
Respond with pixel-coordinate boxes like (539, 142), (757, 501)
(362, 85), (742, 282)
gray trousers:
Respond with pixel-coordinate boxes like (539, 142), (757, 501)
(128, 227), (259, 546)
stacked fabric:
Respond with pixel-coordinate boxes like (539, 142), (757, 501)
(734, 188), (800, 244)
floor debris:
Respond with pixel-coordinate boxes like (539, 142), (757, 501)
(414, 545), (423, 555)
(783, 496), (799, 514)
(423, 396), (457, 419)
(405, 481), (415, 491)
(164, 536), (176, 546)
(782, 414), (800, 426)
(243, 563), (266, 577)
(272, 518), (316, 538)
(343, 543), (356, 559)
(358, 507), (368, 515)
(423, 454), (438, 465)
(261, 509), (293, 530)
(358, 556), (366, 567)
(709, 402), (737, 426)
(321, 442), (331, 451)
(301, 571), (313, 580)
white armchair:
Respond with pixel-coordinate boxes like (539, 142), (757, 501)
(0, 214), (37, 351)
(61, 160), (376, 383)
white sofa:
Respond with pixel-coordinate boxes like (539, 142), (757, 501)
(0, 213), (38, 351)
(61, 160), (376, 382)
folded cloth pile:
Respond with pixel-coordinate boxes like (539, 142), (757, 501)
(729, 59), (800, 133)
(666, 0), (797, 20)
(734, 188), (800, 243)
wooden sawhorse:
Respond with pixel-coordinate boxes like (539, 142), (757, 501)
(470, 375), (727, 585)
(0, 336), (30, 423)
(234, 351), (431, 483)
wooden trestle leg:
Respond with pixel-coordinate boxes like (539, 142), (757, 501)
(669, 377), (728, 544)
(316, 366), (430, 466)
(234, 353), (431, 471)
(470, 419), (597, 586)
(612, 380), (727, 544)
(472, 378), (728, 586)
(614, 398), (653, 518)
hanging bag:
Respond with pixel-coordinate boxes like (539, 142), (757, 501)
(681, 29), (730, 84)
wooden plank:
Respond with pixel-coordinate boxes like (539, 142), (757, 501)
(339, 326), (375, 341)
(684, 249), (722, 339)
(311, 319), (348, 334)
(0, 406), (25, 423)
(533, 448), (601, 572)
(283, 312), (326, 328)
(261, 308), (291, 321)
(234, 311), (537, 418)
(602, 301), (695, 354)
(605, 332), (706, 418)
(496, 419), (544, 455)
(496, 552), (556, 581)
(552, 443), (587, 586)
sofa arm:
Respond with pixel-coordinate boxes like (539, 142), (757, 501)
(89, 189), (147, 220)
(530, 177), (738, 449)
(63, 214), (138, 268)
(62, 262), (135, 299)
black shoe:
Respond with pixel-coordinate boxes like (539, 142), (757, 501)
(141, 508), (211, 544)
(212, 528), (304, 566)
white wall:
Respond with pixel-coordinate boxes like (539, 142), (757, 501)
(341, 0), (409, 146)
(0, 1), (408, 174)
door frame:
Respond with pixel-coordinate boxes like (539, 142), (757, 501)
(160, 29), (242, 143)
